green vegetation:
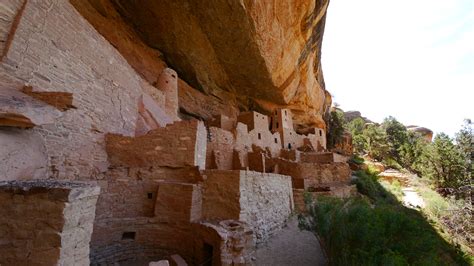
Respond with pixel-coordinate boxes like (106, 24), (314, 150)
(416, 133), (470, 192)
(299, 170), (472, 265)
(327, 109), (346, 150)
(349, 154), (364, 165)
(346, 116), (472, 199)
(324, 111), (472, 260)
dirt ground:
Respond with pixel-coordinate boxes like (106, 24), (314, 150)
(254, 217), (327, 266)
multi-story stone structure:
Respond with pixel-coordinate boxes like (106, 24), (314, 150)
(0, 1), (349, 265)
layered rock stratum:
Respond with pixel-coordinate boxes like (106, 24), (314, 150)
(71, 0), (332, 132)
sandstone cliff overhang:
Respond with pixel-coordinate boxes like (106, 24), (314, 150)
(76, 0), (332, 130)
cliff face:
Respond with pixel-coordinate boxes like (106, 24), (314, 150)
(0, 1), (336, 263)
(73, 0), (331, 131)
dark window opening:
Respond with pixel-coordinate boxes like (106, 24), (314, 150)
(276, 122), (279, 128)
(258, 133), (261, 140)
(288, 143), (292, 149)
(171, 74), (176, 78)
(203, 243), (214, 266)
(274, 138), (278, 143)
(147, 192), (153, 199)
(122, 232), (136, 240)
(319, 130), (322, 136)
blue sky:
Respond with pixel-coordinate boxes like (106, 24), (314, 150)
(322, 0), (474, 136)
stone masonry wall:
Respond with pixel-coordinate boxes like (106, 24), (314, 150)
(301, 152), (347, 164)
(106, 120), (207, 169)
(202, 170), (293, 243)
(0, 0), (152, 180)
(201, 170), (241, 221)
(0, 180), (100, 265)
(0, 128), (48, 180)
(206, 127), (235, 170)
(239, 171), (294, 242)
(277, 160), (352, 187)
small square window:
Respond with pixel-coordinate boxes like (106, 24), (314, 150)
(147, 192), (153, 199)
(122, 232), (136, 240)
(258, 133), (261, 140)
(274, 138), (278, 143)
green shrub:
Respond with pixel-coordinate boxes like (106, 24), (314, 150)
(353, 170), (396, 204)
(299, 169), (471, 266)
(382, 157), (403, 170)
(327, 109), (346, 150)
(350, 155), (364, 165)
(380, 179), (403, 200)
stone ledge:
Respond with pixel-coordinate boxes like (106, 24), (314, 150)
(22, 86), (75, 111)
(0, 179), (100, 201)
(0, 88), (63, 128)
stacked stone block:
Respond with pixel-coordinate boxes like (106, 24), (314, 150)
(0, 180), (100, 265)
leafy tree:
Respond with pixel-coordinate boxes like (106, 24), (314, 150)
(346, 117), (365, 135)
(346, 118), (366, 154)
(352, 134), (367, 155)
(399, 131), (429, 172)
(418, 133), (467, 190)
(363, 124), (389, 160)
(382, 116), (408, 160)
(455, 119), (473, 179)
(327, 109), (346, 150)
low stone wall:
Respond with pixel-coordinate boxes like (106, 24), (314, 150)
(277, 160), (352, 187)
(202, 170), (293, 243)
(300, 152), (348, 164)
(90, 217), (194, 265)
(106, 120), (207, 169)
(0, 180), (100, 265)
(194, 220), (255, 265)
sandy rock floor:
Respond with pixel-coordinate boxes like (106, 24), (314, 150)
(254, 217), (327, 266)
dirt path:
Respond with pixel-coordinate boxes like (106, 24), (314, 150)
(379, 169), (426, 209)
(402, 187), (425, 208)
(254, 217), (327, 266)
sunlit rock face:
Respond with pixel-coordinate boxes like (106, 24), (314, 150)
(407, 126), (434, 142)
(111, 0), (331, 131)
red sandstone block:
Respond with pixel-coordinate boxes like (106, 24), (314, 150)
(170, 254), (188, 266)
(106, 120), (207, 169)
(0, 88), (62, 128)
(22, 86), (75, 111)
